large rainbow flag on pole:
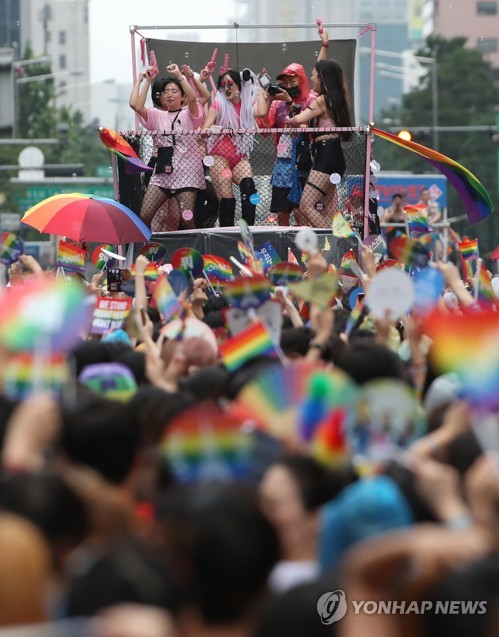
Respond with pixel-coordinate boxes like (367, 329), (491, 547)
(371, 127), (494, 226)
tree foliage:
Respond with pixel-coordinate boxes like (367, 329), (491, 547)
(0, 44), (110, 214)
(16, 42), (58, 139)
(374, 36), (499, 252)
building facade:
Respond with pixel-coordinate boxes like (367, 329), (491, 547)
(0, 0), (90, 126)
(20, 0), (90, 120)
(423, 0), (499, 79)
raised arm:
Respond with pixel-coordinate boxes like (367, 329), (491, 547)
(166, 63), (199, 117)
(129, 68), (157, 120)
(317, 28), (330, 63)
(253, 83), (270, 118)
(196, 66), (214, 106)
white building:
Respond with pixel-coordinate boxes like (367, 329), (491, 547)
(89, 80), (136, 132)
(19, 0), (90, 121)
(233, 0), (358, 42)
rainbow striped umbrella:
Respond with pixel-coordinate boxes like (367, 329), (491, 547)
(21, 193), (151, 244)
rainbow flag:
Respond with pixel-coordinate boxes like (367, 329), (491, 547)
(3, 351), (68, 400)
(426, 308), (499, 410)
(202, 254), (233, 284)
(224, 274), (271, 310)
(448, 228), (473, 278)
(237, 240), (258, 270)
(99, 128), (153, 174)
(340, 249), (357, 272)
(389, 236), (430, 268)
(332, 211), (356, 238)
(220, 321), (278, 371)
(458, 238), (479, 261)
(474, 263), (496, 307)
(131, 263), (159, 281)
(152, 273), (181, 322)
(404, 204), (432, 235)
(0, 279), (94, 352)
(0, 232), (23, 265)
(427, 309), (499, 372)
(345, 303), (363, 337)
(161, 402), (254, 483)
(371, 127), (494, 225)
(56, 240), (86, 272)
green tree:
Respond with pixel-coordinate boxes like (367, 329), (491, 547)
(16, 42), (58, 138)
(44, 107), (110, 176)
(374, 36), (499, 252)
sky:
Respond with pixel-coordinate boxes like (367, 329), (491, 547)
(89, 0), (237, 84)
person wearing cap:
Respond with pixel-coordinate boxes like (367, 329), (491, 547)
(286, 41), (353, 227)
(257, 26), (329, 226)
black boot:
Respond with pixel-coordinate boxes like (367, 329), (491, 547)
(219, 197), (236, 227)
(239, 177), (257, 226)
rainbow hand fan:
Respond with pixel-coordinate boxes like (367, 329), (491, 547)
(161, 402), (254, 483)
(140, 243), (167, 264)
(267, 262), (303, 286)
(234, 361), (359, 460)
(224, 274), (271, 309)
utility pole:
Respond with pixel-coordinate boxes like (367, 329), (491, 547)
(431, 47), (439, 151)
(38, 3), (52, 54)
(494, 113), (499, 195)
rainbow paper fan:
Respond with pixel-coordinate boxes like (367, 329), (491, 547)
(224, 274), (271, 309)
(234, 361), (359, 457)
(140, 242), (167, 264)
(160, 402), (254, 483)
(267, 262), (303, 286)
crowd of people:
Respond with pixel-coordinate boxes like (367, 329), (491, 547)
(128, 27), (359, 232)
(0, 231), (498, 637)
(0, 18), (498, 637)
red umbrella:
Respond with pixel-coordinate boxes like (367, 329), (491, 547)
(21, 193), (151, 244)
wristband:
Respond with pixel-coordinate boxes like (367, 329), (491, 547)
(445, 513), (473, 531)
(322, 42), (329, 48)
(286, 100), (293, 106)
(309, 340), (327, 353)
